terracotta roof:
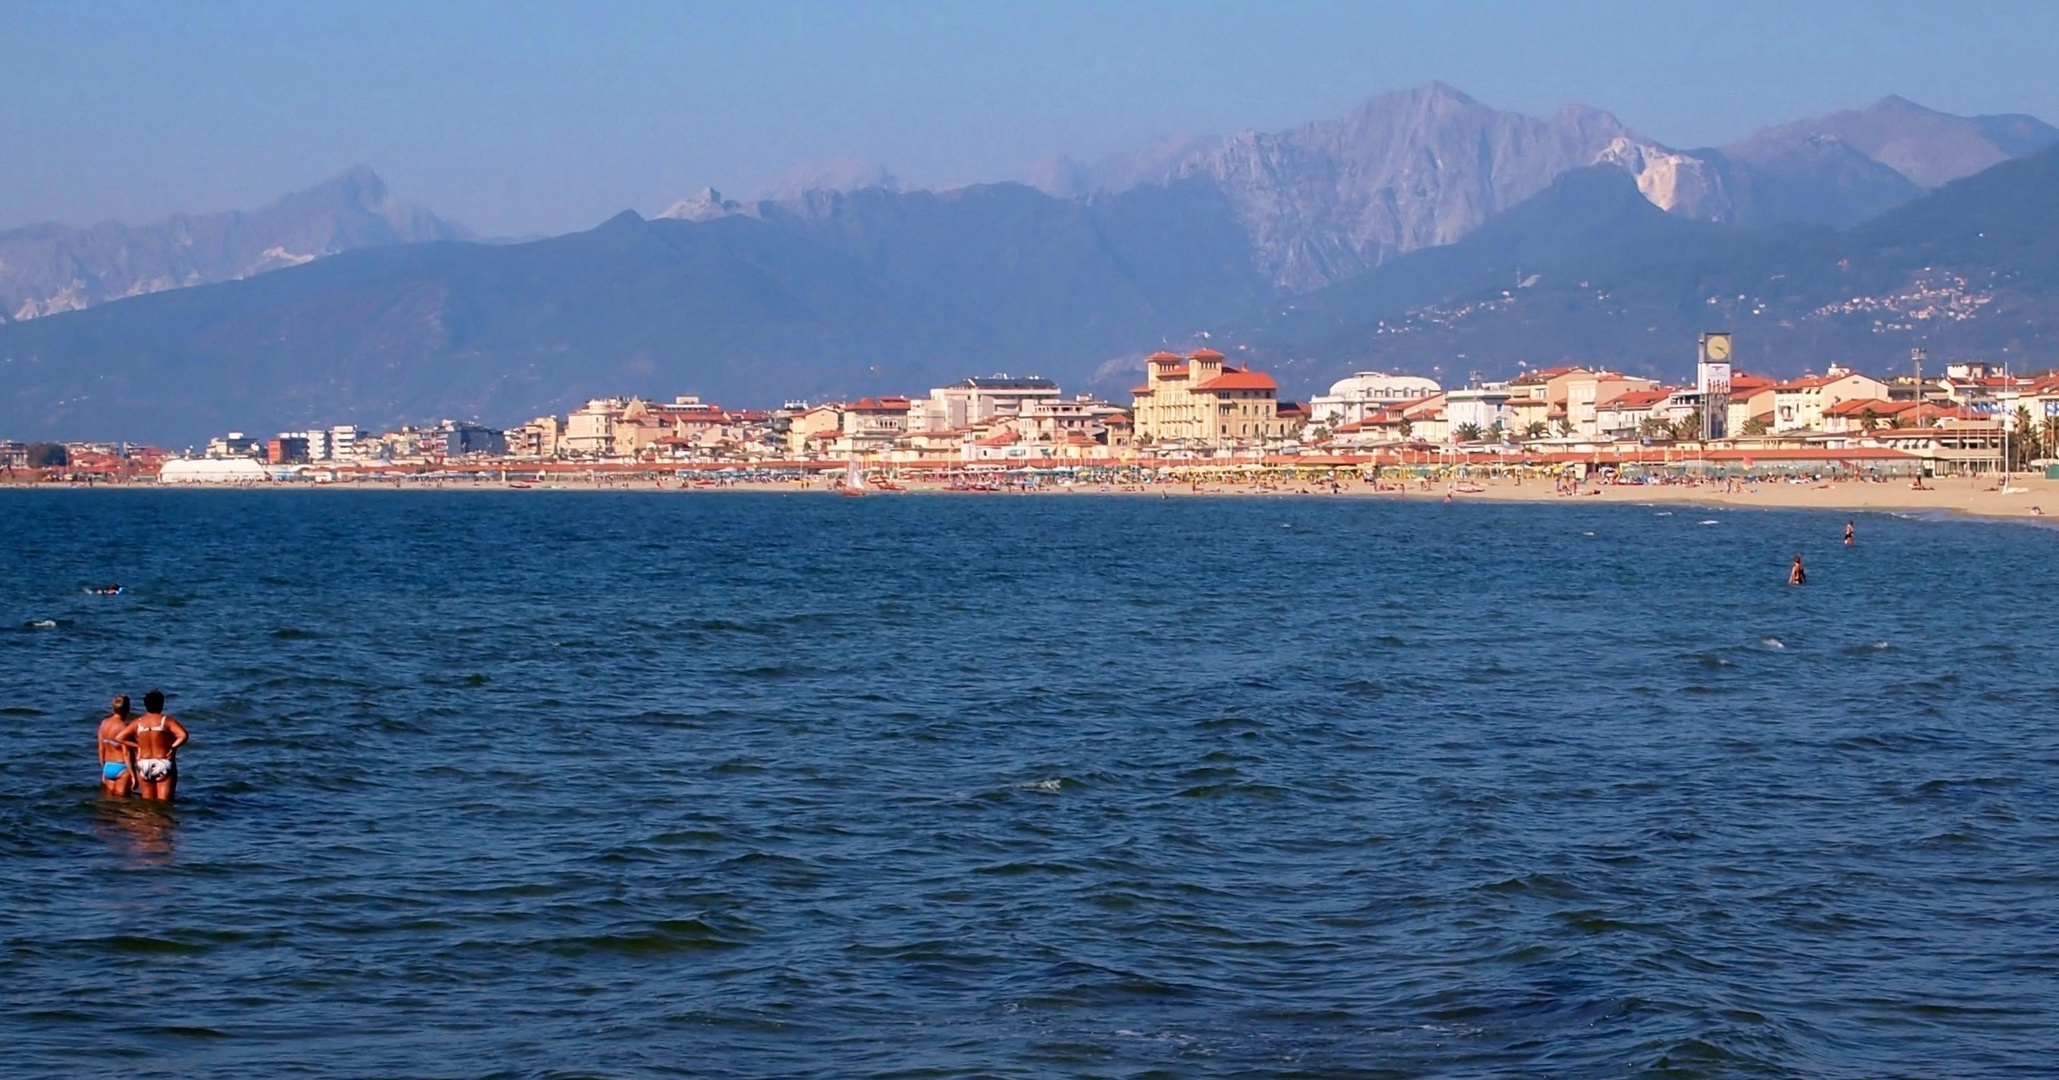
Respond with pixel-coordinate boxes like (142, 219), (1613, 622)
(1130, 385), (1152, 395)
(1147, 351), (1184, 362)
(1194, 370), (1278, 392)
(1599, 389), (1669, 410)
(847, 397), (911, 412)
(1822, 398), (1915, 418)
(1188, 348), (1226, 360)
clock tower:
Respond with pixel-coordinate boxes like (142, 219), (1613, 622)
(1697, 332), (1733, 440)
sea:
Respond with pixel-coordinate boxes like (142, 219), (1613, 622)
(3, 489), (2056, 1079)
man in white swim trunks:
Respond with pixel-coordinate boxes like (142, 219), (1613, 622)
(117, 690), (188, 802)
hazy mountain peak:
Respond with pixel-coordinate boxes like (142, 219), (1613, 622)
(656, 187), (747, 222)
(0, 168), (468, 322)
(1744, 96), (2058, 189)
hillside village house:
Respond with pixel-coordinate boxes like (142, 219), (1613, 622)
(1131, 349), (1293, 446)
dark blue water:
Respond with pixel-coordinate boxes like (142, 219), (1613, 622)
(4, 491), (2057, 1079)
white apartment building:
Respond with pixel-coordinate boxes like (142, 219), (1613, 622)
(911, 375), (1061, 433)
(1307, 371), (1443, 429)
(1444, 383), (1515, 441)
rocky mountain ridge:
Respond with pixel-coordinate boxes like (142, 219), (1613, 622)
(0, 167), (468, 322)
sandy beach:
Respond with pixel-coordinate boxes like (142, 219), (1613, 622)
(13, 472), (2058, 522)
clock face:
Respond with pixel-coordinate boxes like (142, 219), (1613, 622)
(1706, 335), (1731, 361)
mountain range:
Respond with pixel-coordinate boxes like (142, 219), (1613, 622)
(0, 166), (468, 323)
(2, 85), (2057, 445)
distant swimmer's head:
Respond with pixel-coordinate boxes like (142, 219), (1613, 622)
(144, 690), (165, 714)
(111, 694), (130, 717)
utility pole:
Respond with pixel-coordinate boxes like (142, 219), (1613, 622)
(1912, 347), (1927, 483)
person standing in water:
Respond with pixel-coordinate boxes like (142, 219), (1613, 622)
(1844, 521), (1855, 545)
(117, 690), (187, 802)
(1790, 554), (1807, 586)
(96, 694), (134, 797)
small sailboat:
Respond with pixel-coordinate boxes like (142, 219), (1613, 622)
(840, 458), (868, 496)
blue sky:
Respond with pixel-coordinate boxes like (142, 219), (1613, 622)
(4, 0), (2057, 236)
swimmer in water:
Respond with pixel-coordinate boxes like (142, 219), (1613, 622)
(97, 694), (134, 797)
(1844, 521), (1855, 545)
(1790, 554), (1806, 586)
(116, 690), (187, 802)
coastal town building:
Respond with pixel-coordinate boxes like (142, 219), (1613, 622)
(1594, 389), (1671, 439)
(911, 376), (1061, 433)
(1131, 349), (1291, 447)
(206, 432), (263, 459)
(840, 397), (912, 455)
(565, 398), (627, 458)
(1562, 372), (1660, 437)
(508, 416), (562, 459)
(1725, 375), (1777, 434)
(785, 404), (844, 457)
(1307, 372), (1442, 429)
(1445, 382), (1516, 439)
(1770, 367), (1890, 432)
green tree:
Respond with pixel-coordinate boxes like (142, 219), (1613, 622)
(25, 442), (67, 468)
(1742, 416), (1769, 436)
(2039, 414), (2059, 459)
(1669, 415), (1700, 441)
(2011, 405), (2038, 470)
(1555, 417), (1575, 437)
(1398, 417), (1414, 440)
(1524, 420), (1548, 441)
(1639, 416), (1670, 439)
(1454, 422), (1484, 442)
(1860, 406), (1881, 430)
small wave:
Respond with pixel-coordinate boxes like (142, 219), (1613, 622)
(1654, 511), (1672, 516)
(1759, 637), (1784, 649)
(23, 618), (58, 630)
(1698, 519), (1720, 525)
(1014, 777), (1063, 793)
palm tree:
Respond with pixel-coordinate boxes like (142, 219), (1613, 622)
(2040, 414), (2059, 460)
(1639, 417), (1670, 439)
(1398, 417), (1414, 440)
(1524, 420), (1549, 441)
(1555, 417), (1575, 438)
(1669, 415), (1700, 441)
(1860, 406), (1881, 430)
(1454, 422), (1484, 443)
(1742, 417), (1769, 436)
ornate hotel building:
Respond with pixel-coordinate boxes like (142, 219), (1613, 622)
(1130, 349), (1291, 446)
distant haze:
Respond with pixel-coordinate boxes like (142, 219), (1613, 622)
(4, 0), (2059, 236)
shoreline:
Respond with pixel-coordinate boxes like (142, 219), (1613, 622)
(6, 474), (2055, 522)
